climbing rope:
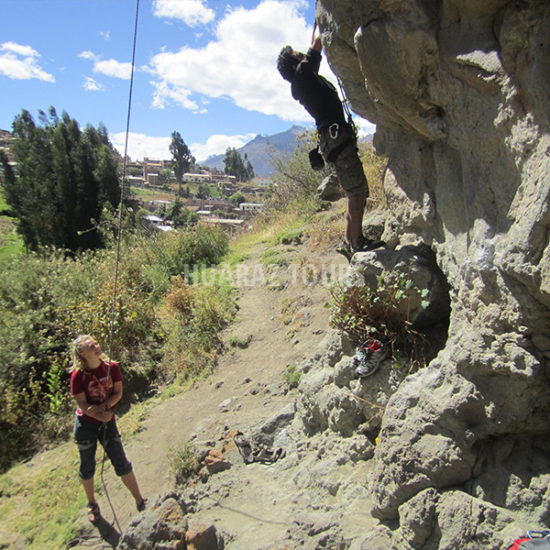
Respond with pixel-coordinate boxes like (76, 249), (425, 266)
(65, 5), (140, 543)
(337, 77), (358, 137)
(106, 0), (140, 370)
(100, 0), (141, 535)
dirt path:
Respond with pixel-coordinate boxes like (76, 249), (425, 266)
(88, 244), (354, 546)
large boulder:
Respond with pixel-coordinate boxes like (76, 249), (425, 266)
(312, 0), (550, 544)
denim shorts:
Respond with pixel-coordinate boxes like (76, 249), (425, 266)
(73, 415), (133, 480)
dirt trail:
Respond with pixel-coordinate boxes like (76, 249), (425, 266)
(89, 244), (353, 546)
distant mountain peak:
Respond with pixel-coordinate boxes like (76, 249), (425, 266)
(202, 125), (308, 177)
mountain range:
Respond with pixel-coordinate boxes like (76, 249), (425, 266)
(202, 125), (308, 177)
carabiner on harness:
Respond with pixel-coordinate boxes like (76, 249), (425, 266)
(329, 123), (339, 140)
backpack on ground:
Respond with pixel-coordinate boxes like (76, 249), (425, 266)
(507, 531), (550, 549)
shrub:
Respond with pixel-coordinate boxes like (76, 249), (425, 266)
(148, 223), (229, 283)
(284, 364), (301, 388)
(160, 275), (236, 381)
(0, 222), (232, 469)
(265, 129), (327, 216)
(329, 273), (428, 371)
(168, 444), (200, 485)
(359, 141), (387, 206)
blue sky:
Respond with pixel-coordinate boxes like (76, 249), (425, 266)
(0, 0), (374, 162)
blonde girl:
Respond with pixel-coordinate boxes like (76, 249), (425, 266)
(69, 335), (145, 523)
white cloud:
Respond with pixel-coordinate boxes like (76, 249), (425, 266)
(153, 0), (215, 27)
(110, 131), (256, 163)
(78, 50), (132, 79)
(78, 50), (96, 61)
(191, 133), (257, 163)
(100, 31), (111, 41)
(111, 132), (172, 162)
(149, 79), (200, 111)
(2, 42), (38, 57)
(94, 59), (132, 79)
(356, 117), (376, 137)
(146, 0), (323, 121)
(83, 77), (105, 92)
(0, 41), (55, 82)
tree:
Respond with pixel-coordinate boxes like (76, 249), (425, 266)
(223, 148), (254, 182)
(244, 153), (255, 181)
(196, 183), (209, 200)
(169, 131), (195, 190)
(266, 129), (330, 211)
(163, 199), (199, 228)
(230, 192), (246, 206)
(0, 108), (121, 252)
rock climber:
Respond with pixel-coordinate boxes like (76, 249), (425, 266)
(277, 26), (383, 261)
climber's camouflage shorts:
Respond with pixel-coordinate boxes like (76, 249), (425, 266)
(319, 123), (369, 198)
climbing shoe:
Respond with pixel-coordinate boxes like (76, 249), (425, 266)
(136, 498), (147, 512)
(335, 235), (385, 262)
(335, 239), (353, 261)
(354, 339), (388, 378)
(352, 234), (385, 254)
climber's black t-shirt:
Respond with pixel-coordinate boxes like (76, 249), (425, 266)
(291, 48), (346, 130)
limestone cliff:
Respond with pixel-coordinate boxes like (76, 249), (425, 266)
(315, 0), (550, 546)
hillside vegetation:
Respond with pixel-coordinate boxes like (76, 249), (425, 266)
(0, 125), (387, 547)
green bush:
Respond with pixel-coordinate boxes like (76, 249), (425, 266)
(148, 223), (229, 282)
(284, 364), (301, 388)
(329, 274), (428, 371)
(160, 276), (236, 381)
(168, 444), (200, 485)
(0, 222), (233, 470)
(264, 129), (327, 216)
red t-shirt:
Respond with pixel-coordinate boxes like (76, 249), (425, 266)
(70, 361), (122, 424)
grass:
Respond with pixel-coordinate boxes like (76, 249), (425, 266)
(130, 186), (175, 202)
(226, 334), (252, 348)
(0, 192), (24, 262)
(0, 217), (24, 262)
(0, 444), (85, 549)
(261, 247), (291, 266)
(283, 364), (301, 388)
(168, 444), (200, 486)
(0, 193), (371, 547)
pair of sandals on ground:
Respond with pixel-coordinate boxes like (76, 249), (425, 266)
(234, 432), (286, 464)
(87, 498), (147, 524)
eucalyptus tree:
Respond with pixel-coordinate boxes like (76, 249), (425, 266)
(0, 107), (121, 252)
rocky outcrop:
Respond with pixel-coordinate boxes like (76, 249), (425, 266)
(311, 0), (550, 545)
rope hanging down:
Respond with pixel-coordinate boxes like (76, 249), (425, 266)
(65, 4), (141, 546)
(103, 0), (140, 535)
(107, 0), (140, 370)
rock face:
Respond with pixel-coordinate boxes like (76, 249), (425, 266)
(314, 0), (550, 545)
